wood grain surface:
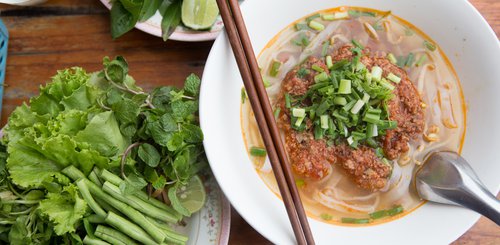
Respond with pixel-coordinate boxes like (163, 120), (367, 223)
(0, 0), (498, 244)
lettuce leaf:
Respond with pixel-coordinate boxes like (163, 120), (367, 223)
(38, 184), (87, 235)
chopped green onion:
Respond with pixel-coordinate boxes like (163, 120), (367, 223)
(362, 93), (370, 103)
(295, 22), (310, 31)
(370, 210), (388, 219)
(343, 100), (356, 111)
(332, 110), (349, 122)
(295, 179), (305, 187)
(338, 79), (352, 94)
(263, 78), (271, 88)
(386, 73), (401, 84)
(405, 53), (415, 67)
(387, 205), (404, 216)
(347, 136), (355, 145)
(292, 108), (306, 118)
(333, 97), (347, 105)
(333, 12), (349, 19)
(308, 20), (325, 31)
(355, 61), (365, 71)
(363, 113), (381, 124)
(274, 107), (281, 119)
(379, 79), (395, 90)
(314, 125), (324, 139)
(387, 53), (397, 64)
(306, 13), (321, 22)
(320, 115), (329, 129)
(326, 56), (333, 69)
(314, 72), (329, 82)
(297, 67), (310, 78)
(295, 116), (305, 127)
(351, 39), (364, 50)
(322, 14), (335, 21)
(350, 100), (365, 114)
(311, 64), (325, 72)
(269, 60), (282, 77)
(292, 33), (310, 47)
(365, 72), (373, 84)
(341, 217), (370, 224)
(316, 100), (331, 115)
(285, 93), (291, 108)
(396, 55), (406, 68)
(371, 66), (383, 81)
(321, 41), (329, 56)
(367, 123), (378, 137)
(250, 147), (267, 157)
(320, 213), (333, 220)
(415, 54), (427, 67)
(423, 40), (436, 51)
(241, 88), (246, 104)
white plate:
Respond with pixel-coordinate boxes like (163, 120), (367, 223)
(200, 0), (500, 244)
(99, 0), (243, 42)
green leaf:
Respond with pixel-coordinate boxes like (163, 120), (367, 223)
(171, 100), (198, 121)
(75, 111), (128, 157)
(138, 143), (161, 167)
(8, 216), (31, 244)
(139, 0), (161, 22)
(119, 174), (148, 195)
(184, 73), (201, 96)
(119, 0), (143, 17)
(152, 175), (166, 190)
(104, 56), (129, 84)
(151, 86), (174, 109)
(159, 113), (178, 132)
(167, 132), (184, 151)
(38, 184), (88, 235)
(181, 124), (203, 143)
(160, 0), (182, 41)
(111, 1), (139, 39)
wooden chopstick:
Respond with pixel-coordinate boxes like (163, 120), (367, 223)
(226, 1), (316, 244)
(215, 0), (315, 244)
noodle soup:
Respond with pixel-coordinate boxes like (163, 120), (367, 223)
(241, 7), (466, 225)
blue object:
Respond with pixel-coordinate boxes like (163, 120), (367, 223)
(0, 19), (7, 121)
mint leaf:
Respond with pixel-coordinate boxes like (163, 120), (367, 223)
(138, 143), (161, 167)
(184, 74), (201, 96)
(119, 173), (148, 195)
(181, 124), (203, 143)
(166, 132), (184, 152)
(152, 175), (166, 190)
(172, 100), (198, 121)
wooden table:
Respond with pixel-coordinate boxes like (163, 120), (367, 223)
(0, 0), (498, 244)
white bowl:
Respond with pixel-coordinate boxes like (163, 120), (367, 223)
(200, 0), (500, 244)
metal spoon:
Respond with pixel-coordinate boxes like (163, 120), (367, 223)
(415, 151), (500, 225)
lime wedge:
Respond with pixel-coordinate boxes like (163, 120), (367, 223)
(181, 0), (219, 30)
(173, 175), (206, 215)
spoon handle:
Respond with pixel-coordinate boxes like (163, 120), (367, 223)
(468, 187), (500, 225)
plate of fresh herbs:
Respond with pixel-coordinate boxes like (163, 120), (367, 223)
(0, 57), (230, 244)
(100, 0), (244, 42)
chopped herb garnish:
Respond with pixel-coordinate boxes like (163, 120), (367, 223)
(241, 88), (247, 103)
(269, 60), (282, 77)
(297, 67), (310, 78)
(423, 40), (436, 51)
(404, 26), (414, 36)
(285, 55), (396, 148)
(348, 10), (376, 18)
(387, 53), (397, 64)
(295, 179), (305, 187)
(321, 41), (330, 57)
(320, 213), (333, 221)
(291, 33), (310, 48)
(405, 53), (415, 67)
(295, 22), (310, 31)
(351, 39), (364, 50)
(326, 56), (333, 69)
(415, 54), (427, 67)
(250, 147), (267, 157)
(341, 217), (370, 224)
(305, 13), (321, 22)
(274, 107), (281, 119)
(387, 205), (404, 216)
(308, 20), (325, 31)
(369, 210), (388, 219)
(263, 78), (271, 88)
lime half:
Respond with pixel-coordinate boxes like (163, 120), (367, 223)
(176, 175), (206, 215)
(181, 0), (219, 30)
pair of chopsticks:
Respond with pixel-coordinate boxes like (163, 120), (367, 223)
(214, 0), (315, 244)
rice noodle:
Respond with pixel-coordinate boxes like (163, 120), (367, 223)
(363, 22), (380, 41)
(299, 21), (342, 61)
(383, 21), (403, 44)
(417, 63), (435, 94)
